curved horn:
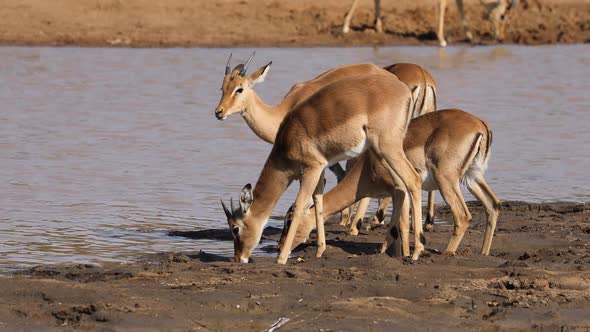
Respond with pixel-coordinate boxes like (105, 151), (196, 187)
(230, 197), (236, 214)
(221, 199), (232, 218)
(240, 51), (255, 76)
(225, 53), (233, 75)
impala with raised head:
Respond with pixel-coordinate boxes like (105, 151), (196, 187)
(342, 0), (519, 47)
(279, 109), (500, 257)
(219, 63), (424, 264)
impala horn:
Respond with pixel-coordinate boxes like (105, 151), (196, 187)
(240, 52), (255, 76)
(221, 199), (232, 219)
(225, 53), (233, 75)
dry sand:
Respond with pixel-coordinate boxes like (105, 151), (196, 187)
(1, 201), (588, 331)
(0, 0), (589, 47)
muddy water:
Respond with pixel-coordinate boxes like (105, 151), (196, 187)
(0, 46), (588, 269)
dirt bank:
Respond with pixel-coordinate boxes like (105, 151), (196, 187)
(1, 201), (588, 331)
(0, 0), (589, 47)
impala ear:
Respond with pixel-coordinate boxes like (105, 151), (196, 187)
(250, 62), (272, 85)
(239, 184), (253, 214)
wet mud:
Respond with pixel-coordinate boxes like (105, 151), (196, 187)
(1, 201), (588, 331)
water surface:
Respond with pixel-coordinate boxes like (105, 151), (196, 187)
(0, 45), (588, 269)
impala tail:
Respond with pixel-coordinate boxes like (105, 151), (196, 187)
(461, 121), (493, 187)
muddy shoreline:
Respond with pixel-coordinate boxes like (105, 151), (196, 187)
(1, 0), (589, 48)
(1, 201), (588, 331)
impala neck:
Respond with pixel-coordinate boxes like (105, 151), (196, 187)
(242, 93), (290, 144)
(249, 157), (291, 224)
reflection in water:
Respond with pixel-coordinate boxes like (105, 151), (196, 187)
(0, 45), (588, 269)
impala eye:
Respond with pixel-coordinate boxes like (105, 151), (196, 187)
(232, 226), (240, 236)
(235, 88), (244, 95)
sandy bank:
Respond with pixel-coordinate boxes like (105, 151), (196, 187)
(0, 0), (589, 47)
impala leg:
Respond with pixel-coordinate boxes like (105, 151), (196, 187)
(488, 0), (511, 41)
(398, 190), (411, 257)
(349, 197), (370, 235)
(467, 177), (500, 255)
(340, 205), (352, 226)
(489, 3), (503, 41)
(313, 170), (327, 257)
(338, 160), (355, 225)
(371, 139), (424, 260)
(424, 191), (436, 231)
(373, 197), (392, 225)
(436, 174), (472, 254)
(438, 0), (448, 47)
(277, 167), (325, 264)
(328, 163), (346, 183)
(343, 0), (360, 33)
(478, 178), (501, 210)
(455, 0), (474, 43)
(374, 0), (383, 33)
(382, 190), (410, 257)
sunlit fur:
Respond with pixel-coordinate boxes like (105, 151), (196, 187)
(216, 62), (387, 143)
(279, 109), (501, 257)
(214, 64), (266, 121)
(215, 61), (435, 144)
(224, 67), (425, 264)
(216, 61), (436, 263)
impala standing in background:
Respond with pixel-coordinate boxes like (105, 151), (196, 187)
(342, 0), (519, 47)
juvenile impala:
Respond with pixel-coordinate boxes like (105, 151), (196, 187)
(218, 63), (424, 264)
(279, 109), (500, 257)
(342, 0), (519, 47)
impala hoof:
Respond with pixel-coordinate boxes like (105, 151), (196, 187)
(277, 254), (289, 265)
(411, 246), (425, 261)
(316, 246), (326, 258)
(380, 242), (388, 254)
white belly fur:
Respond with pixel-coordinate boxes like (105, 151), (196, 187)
(421, 170), (438, 192)
(328, 138), (368, 166)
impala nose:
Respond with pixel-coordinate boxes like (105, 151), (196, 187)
(215, 108), (225, 120)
